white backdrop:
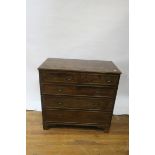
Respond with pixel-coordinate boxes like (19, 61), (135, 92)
(26, 0), (129, 114)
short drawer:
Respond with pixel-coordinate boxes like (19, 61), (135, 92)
(41, 84), (115, 97)
(42, 95), (114, 111)
(44, 109), (112, 124)
(39, 70), (119, 86)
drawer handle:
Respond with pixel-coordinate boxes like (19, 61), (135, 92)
(58, 102), (62, 105)
(107, 80), (112, 83)
(58, 89), (63, 92)
(67, 78), (72, 81)
(66, 77), (72, 81)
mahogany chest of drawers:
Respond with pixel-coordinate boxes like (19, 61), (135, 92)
(38, 58), (121, 132)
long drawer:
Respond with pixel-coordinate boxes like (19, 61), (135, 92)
(39, 70), (119, 86)
(44, 109), (112, 124)
(42, 95), (114, 111)
(41, 84), (115, 97)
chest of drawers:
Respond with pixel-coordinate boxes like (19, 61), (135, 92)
(38, 58), (121, 132)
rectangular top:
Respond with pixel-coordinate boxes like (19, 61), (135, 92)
(38, 58), (121, 74)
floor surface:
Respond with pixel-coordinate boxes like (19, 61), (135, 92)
(27, 111), (129, 155)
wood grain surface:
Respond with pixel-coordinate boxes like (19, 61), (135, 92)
(38, 58), (121, 131)
(27, 111), (128, 155)
(38, 58), (121, 74)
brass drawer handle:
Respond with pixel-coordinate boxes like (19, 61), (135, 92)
(66, 76), (72, 81)
(58, 89), (63, 92)
(58, 102), (62, 105)
(107, 80), (112, 83)
(67, 78), (72, 81)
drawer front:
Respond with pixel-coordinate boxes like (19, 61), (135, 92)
(39, 70), (119, 86)
(44, 109), (112, 124)
(42, 95), (114, 111)
(41, 84), (115, 97)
